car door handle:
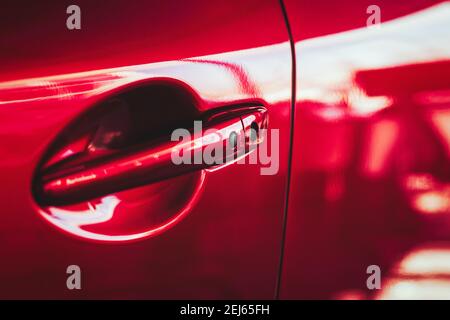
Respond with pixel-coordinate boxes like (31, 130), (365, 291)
(36, 107), (267, 205)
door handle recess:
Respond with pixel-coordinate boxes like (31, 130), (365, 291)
(36, 107), (267, 205)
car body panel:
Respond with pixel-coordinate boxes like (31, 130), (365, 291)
(0, 0), (291, 299)
(1, 0), (449, 300)
(281, 0), (450, 299)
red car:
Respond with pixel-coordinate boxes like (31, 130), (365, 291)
(0, 0), (449, 299)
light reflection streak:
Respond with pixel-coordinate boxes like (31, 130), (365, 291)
(39, 171), (206, 242)
(413, 189), (450, 214)
(429, 109), (450, 157)
(378, 279), (450, 300)
(378, 246), (450, 299)
(296, 2), (450, 116)
(0, 41), (291, 106)
(397, 247), (450, 276)
(403, 174), (450, 215)
(361, 119), (399, 177)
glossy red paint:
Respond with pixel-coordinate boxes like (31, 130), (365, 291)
(281, 0), (450, 299)
(34, 106), (267, 242)
(0, 1), (291, 298)
(1, 0), (449, 300)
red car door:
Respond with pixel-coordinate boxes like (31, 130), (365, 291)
(0, 1), (292, 299)
(281, 0), (450, 299)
